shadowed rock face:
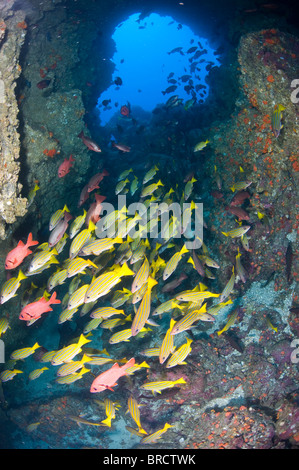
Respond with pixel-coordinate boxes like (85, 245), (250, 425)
(0, 10), (28, 240)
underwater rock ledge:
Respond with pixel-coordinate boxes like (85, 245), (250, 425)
(0, 8), (29, 240)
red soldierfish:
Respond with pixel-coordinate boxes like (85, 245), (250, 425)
(48, 211), (73, 247)
(225, 206), (250, 221)
(19, 291), (61, 321)
(112, 142), (131, 153)
(78, 183), (90, 207)
(5, 233), (39, 270)
(37, 79), (51, 89)
(85, 194), (106, 226)
(90, 357), (135, 393)
(162, 272), (188, 293)
(120, 104), (130, 117)
(78, 131), (102, 153)
(229, 191), (250, 207)
(87, 169), (109, 193)
(58, 155), (75, 178)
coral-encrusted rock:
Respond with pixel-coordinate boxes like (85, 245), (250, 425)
(275, 399), (299, 446)
(0, 9), (28, 239)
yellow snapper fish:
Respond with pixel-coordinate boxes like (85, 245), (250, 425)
(125, 360), (150, 375)
(0, 369), (23, 382)
(111, 287), (133, 308)
(118, 168), (133, 181)
(65, 414), (104, 427)
(184, 177), (197, 201)
(140, 378), (186, 395)
(230, 181), (252, 192)
(115, 178), (129, 195)
(159, 318), (176, 364)
(170, 303), (207, 335)
(83, 317), (102, 334)
(0, 316), (10, 337)
(66, 257), (98, 278)
(130, 175), (139, 196)
(101, 398), (121, 427)
(69, 220), (96, 259)
(271, 103), (285, 138)
(28, 367), (49, 381)
(56, 353), (90, 377)
(166, 337), (193, 368)
(26, 422), (41, 433)
(220, 266), (236, 302)
(207, 299), (233, 316)
(51, 334), (91, 365)
(143, 165), (159, 184)
(235, 250), (246, 283)
(84, 262), (134, 304)
(68, 283), (90, 310)
(27, 247), (59, 274)
(0, 270), (27, 304)
(58, 306), (78, 324)
(27, 183), (40, 209)
(221, 225), (251, 238)
(140, 180), (164, 198)
(132, 282), (148, 304)
(131, 277), (158, 336)
(109, 328), (133, 344)
(193, 139), (209, 152)
(140, 423), (174, 444)
(80, 237), (123, 257)
(55, 366), (90, 385)
(131, 257), (150, 293)
(163, 245), (188, 281)
(69, 210), (87, 239)
(90, 306), (125, 319)
(49, 204), (70, 231)
(47, 268), (68, 292)
(127, 396), (147, 434)
(217, 309), (238, 336)
(10, 342), (40, 360)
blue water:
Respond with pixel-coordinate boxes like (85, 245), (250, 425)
(96, 12), (220, 126)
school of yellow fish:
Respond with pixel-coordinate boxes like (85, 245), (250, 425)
(0, 162), (251, 444)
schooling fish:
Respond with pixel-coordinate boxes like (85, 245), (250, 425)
(140, 423), (174, 444)
(11, 342), (40, 360)
(0, 269), (27, 304)
(271, 104), (285, 138)
(127, 396), (147, 434)
(140, 378), (186, 395)
(78, 131), (102, 152)
(5, 233), (38, 270)
(166, 337), (193, 368)
(90, 357), (135, 393)
(51, 334), (91, 366)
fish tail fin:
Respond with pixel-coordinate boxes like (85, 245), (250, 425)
(118, 262), (135, 277)
(77, 334), (91, 348)
(221, 231), (228, 237)
(176, 378), (187, 384)
(69, 155), (75, 162)
(17, 269), (27, 281)
(138, 426), (148, 435)
(78, 131), (84, 138)
(49, 291), (61, 305)
(26, 232), (39, 248)
(101, 417), (111, 427)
